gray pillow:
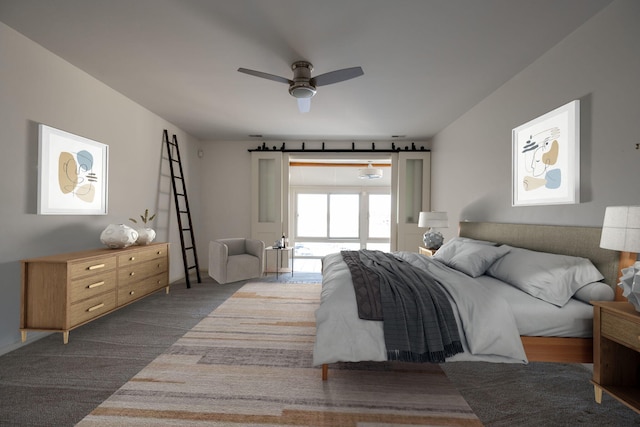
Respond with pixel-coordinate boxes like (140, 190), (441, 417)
(573, 282), (615, 304)
(434, 239), (510, 277)
(486, 246), (605, 307)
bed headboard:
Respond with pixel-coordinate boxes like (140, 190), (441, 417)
(458, 221), (619, 288)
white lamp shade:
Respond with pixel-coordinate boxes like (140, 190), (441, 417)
(418, 211), (448, 228)
(600, 206), (640, 252)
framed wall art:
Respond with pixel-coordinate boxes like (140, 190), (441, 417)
(512, 99), (580, 206)
(38, 124), (109, 215)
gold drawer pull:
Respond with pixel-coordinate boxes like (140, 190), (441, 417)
(129, 291), (135, 295)
(129, 272), (135, 276)
(88, 263), (105, 270)
(88, 281), (105, 289)
(157, 251), (162, 255)
(129, 256), (136, 261)
(87, 303), (105, 312)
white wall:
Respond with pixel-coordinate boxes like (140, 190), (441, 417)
(431, 0), (640, 241)
(198, 140), (255, 246)
(0, 22), (202, 354)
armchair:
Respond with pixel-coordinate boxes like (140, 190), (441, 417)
(208, 238), (265, 284)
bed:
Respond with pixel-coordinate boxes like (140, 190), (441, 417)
(313, 221), (623, 380)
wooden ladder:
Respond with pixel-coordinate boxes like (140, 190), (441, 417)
(164, 129), (201, 288)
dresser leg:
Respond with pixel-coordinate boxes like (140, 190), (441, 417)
(594, 384), (603, 403)
(63, 331), (69, 344)
(21, 330), (26, 342)
(165, 286), (170, 294)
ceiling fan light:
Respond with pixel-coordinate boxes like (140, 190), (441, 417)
(359, 162), (383, 179)
(297, 98), (311, 113)
(289, 84), (316, 99)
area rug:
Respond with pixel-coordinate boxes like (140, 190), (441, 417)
(76, 282), (481, 426)
(255, 272), (323, 284)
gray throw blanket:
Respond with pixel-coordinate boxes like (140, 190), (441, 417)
(342, 250), (463, 363)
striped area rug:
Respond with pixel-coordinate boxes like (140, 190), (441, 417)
(77, 282), (481, 426)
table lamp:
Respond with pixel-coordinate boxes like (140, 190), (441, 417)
(599, 205), (640, 304)
(418, 211), (448, 250)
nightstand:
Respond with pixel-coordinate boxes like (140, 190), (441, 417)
(591, 301), (640, 414)
(418, 247), (435, 256)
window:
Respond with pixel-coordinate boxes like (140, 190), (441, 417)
(368, 194), (391, 238)
(329, 194), (359, 238)
(294, 190), (390, 257)
(297, 194), (327, 237)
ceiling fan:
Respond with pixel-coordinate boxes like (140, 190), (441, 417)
(237, 61), (364, 113)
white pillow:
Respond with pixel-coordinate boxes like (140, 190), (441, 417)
(455, 236), (498, 246)
(434, 236), (496, 257)
(573, 282), (615, 304)
(486, 246), (605, 307)
(434, 239), (510, 277)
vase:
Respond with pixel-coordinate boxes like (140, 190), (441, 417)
(618, 261), (640, 311)
(135, 227), (156, 245)
(100, 224), (138, 249)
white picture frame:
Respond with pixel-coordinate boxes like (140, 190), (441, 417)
(512, 100), (580, 206)
(38, 124), (109, 215)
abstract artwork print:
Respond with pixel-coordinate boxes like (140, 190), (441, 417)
(38, 124), (108, 215)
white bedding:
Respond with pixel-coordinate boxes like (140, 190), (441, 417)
(474, 275), (593, 337)
(312, 251), (528, 367)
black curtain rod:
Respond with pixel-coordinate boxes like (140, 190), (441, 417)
(248, 141), (429, 152)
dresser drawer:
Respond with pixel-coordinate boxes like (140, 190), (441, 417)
(69, 270), (117, 303)
(118, 245), (167, 267)
(118, 257), (168, 286)
(69, 291), (116, 327)
(69, 256), (117, 278)
(601, 310), (640, 351)
(118, 273), (168, 306)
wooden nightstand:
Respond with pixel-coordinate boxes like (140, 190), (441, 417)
(591, 301), (640, 414)
(418, 247), (435, 256)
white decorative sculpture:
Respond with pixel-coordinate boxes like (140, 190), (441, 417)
(100, 224), (138, 249)
(135, 227), (156, 245)
(618, 261), (640, 312)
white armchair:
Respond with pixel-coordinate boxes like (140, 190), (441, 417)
(208, 238), (265, 284)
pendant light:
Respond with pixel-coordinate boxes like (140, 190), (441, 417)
(358, 161), (383, 179)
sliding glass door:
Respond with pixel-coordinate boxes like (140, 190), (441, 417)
(293, 189), (391, 260)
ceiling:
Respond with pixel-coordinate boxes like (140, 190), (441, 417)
(0, 0), (612, 142)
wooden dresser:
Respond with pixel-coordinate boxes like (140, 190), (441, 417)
(591, 301), (640, 414)
(20, 242), (169, 344)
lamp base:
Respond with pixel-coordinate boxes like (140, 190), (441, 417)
(423, 229), (444, 250)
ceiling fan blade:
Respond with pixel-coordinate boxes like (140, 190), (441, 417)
(237, 68), (292, 85)
(297, 98), (311, 113)
(311, 66), (364, 86)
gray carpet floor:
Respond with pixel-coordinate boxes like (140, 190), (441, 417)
(0, 276), (244, 427)
(0, 274), (637, 426)
(442, 361), (639, 426)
